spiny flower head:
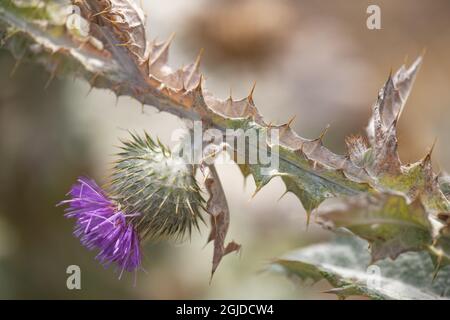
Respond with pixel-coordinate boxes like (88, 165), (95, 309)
(60, 133), (205, 274)
(60, 177), (141, 274)
(109, 132), (205, 241)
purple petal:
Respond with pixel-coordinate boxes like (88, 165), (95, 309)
(60, 177), (141, 273)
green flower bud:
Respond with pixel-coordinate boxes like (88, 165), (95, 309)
(109, 132), (205, 241)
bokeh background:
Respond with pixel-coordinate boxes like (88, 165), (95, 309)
(1, 0), (450, 299)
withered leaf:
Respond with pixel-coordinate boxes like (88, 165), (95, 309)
(204, 165), (240, 280)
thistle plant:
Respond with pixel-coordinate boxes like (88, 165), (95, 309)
(2, 0), (450, 299)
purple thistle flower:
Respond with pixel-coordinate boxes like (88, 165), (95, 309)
(59, 177), (141, 276)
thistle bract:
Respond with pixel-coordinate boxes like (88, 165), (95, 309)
(109, 132), (205, 241)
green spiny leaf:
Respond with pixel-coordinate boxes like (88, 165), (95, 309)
(316, 193), (433, 262)
(271, 236), (450, 300)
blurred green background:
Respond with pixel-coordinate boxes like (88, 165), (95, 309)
(1, 0), (450, 299)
